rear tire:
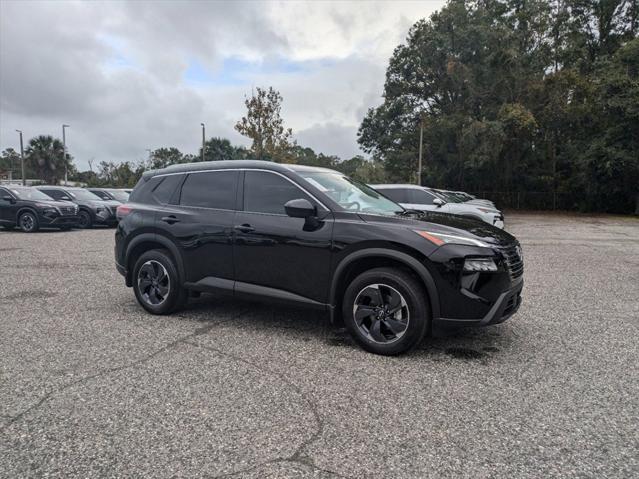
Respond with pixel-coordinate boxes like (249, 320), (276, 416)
(18, 211), (39, 233)
(132, 249), (187, 315)
(342, 267), (430, 355)
(77, 210), (92, 229)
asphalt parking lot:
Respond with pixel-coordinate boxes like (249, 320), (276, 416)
(1, 212), (638, 478)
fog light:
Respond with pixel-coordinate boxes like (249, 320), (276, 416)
(464, 258), (498, 272)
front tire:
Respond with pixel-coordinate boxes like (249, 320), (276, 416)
(132, 249), (187, 315)
(77, 210), (93, 229)
(342, 267), (430, 355)
(19, 211), (39, 233)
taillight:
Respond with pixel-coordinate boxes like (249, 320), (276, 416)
(116, 204), (133, 220)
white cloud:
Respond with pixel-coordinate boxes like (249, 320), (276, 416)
(0, 0), (444, 170)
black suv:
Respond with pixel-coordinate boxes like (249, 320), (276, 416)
(0, 185), (79, 232)
(37, 186), (119, 228)
(115, 161), (523, 355)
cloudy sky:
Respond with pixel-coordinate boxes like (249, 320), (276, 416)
(0, 0), (444, 170)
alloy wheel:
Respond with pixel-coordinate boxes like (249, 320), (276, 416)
(352, 283), (409, 344)
(137, 260), (170, 306)
(78, 211), (90, 228)
(20, 214), (35, 232)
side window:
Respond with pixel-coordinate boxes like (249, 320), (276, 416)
(244, 171), (312, 215)
(41, 189), (62, 200)
(91, 190), (106, 199)
(179, 171), (238, 209)
(0, 188), (11, 202)
(152, 175), (183, 204)
(380, 188), (409, 203)
(408, 189), (436, 205)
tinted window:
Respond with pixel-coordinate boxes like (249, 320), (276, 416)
(244, 171), (312, 215)
(379, 188), (410, 203)
(0, 188), (11, 201)
(152, 175), (183, 204)
(40, 189), (65, 200)
(180, 171), (238, 209)
(91, 190), (109, 200)
(408, 189), (436, 205)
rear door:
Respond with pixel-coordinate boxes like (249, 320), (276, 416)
(233, 170), (333, 305)
(155, 170), (239, 287)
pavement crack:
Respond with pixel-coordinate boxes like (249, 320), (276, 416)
(0, 310), (249, 433)
(184, 340), (353, 479)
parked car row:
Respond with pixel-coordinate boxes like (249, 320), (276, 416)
(0, 185), (130, 232)
(371, 184), (504, 228)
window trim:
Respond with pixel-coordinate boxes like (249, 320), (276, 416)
(156, 168), (330, 213)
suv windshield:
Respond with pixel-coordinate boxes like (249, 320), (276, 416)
(68, 189), (102, 201)
(300, 172), (402, 216)
(9, 187), (53, 201)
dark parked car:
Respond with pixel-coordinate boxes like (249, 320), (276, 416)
(37, 186), (119, 228)
(0, 185), (79, 232)
(87, 188), (130, 203)
(115, 160), (523, 355)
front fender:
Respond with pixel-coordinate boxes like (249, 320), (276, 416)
(329, 248), (440, 321)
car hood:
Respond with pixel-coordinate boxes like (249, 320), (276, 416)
(359, 211), (516, 246)
(31, 199), (77, 209)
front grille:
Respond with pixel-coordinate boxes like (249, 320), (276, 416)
(59, 206), (77, 216)
(500, 243), (524, 280)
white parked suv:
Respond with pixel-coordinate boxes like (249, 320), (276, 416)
(372, 184), (505, 229)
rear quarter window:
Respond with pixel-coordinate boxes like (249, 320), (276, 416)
(130, 174), (183, 204)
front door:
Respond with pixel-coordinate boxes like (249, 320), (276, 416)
(233, 170), (333, 305)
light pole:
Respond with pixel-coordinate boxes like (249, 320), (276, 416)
(200, 123), (205, 162)
(418, 123), (423, 186)
(62, 124), (70, 185)
(146, 149), (152, 164)
(16, 130), (25, 186)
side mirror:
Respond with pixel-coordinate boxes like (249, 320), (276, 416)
(433, 198), (445, 207)
(60, 196), (71, 201)
(285, 198), (316, 218)
(2, 195), (15, 204)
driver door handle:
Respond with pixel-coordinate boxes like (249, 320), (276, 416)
(161, 215), (180, 224)
(234, 224), (255, 233)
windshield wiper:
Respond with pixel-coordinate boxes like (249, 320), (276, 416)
(396, 209), (424, 217)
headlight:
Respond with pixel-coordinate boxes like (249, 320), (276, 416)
(96, 207), (105, 213)
(413, 230), (489, 247)
(464, 257), (498, 272)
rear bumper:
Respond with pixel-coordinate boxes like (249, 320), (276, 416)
(433, 280), (523, 328)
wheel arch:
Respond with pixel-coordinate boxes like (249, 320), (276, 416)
(125, 234), (185, 287)
(16, 206), (38, 223)
(329, 248), (440, 324)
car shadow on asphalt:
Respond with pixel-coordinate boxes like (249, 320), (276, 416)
(178, 293), (516, 362)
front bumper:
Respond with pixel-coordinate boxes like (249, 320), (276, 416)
(95, 210), (118, 226)
(39, 213), (79, 227)
(433, 279), (523, 328)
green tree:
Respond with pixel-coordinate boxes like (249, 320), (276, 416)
(0, 148), (20, 179)
(148, 147), (186, 169)
(235, 87), (295, 162)
(24, 135), (73, 184)
(203, 137), (250, 162)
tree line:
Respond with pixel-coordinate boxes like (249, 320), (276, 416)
(359, 0), (638, 213)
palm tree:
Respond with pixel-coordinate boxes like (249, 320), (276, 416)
(25, 135), (70, 184)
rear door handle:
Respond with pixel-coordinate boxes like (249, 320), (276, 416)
(161, 215), (180, 224)
(234, 224), (254, 233)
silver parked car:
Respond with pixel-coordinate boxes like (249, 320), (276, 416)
(371, 184), (504, 229)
